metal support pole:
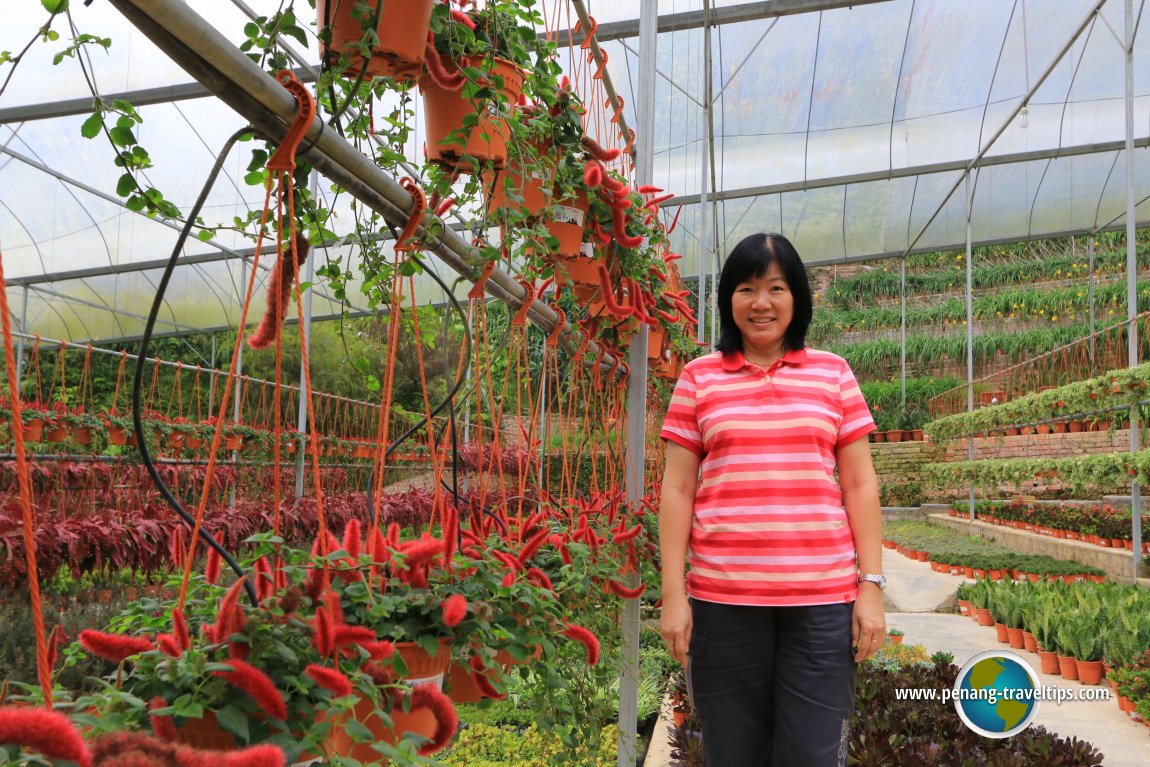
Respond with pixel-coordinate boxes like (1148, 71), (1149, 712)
(230, 257), (247, 511)
(965, 174), (976, 520)
(900, 256), (907, 409)
(1125, 0), (1143, 577)
(1085, 237), (1096, 371)
(695, 0), (714, 346)
(617, 1), (658, 763)
(295, 173), (319, 500)
(14, 286), (28, 392)
(208, 333), (218, 413)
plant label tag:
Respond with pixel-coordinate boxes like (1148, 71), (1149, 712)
(580, 242), (595, 258)
(405, 673), (445, 691)
(553, 204), (584, 227)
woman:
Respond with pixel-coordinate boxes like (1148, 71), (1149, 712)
(659, 232), (884, 767)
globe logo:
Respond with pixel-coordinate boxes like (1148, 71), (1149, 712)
(952, 650), (1040, 738)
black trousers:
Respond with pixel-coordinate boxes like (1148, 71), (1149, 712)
(687, 598), (856, 767)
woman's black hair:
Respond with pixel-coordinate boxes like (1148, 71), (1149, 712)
(715, 232), (813, 355)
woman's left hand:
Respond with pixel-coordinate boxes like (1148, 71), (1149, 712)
(851, 584), (886, 662)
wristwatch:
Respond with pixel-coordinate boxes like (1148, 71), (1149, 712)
(858, 573), (887, 590)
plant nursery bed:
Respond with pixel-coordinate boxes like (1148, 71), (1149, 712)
(930, 513), (1150, 581)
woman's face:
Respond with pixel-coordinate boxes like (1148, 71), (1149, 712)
(732, 261), (793, 356)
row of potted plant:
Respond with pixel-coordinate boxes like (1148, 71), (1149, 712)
(949, 499), (1150, 551)
(922, 448), (1150, 500)
(956, 579), (1150, 725)
(4, 484), (655, 765)
(870, 427), (925, 443)
(924, 359), (1150, 444)
(882, 520), (1106, 581)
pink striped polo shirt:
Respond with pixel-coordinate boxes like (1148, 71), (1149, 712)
(660, 348), (875, 606)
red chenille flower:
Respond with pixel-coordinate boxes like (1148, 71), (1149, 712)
(79, 629), (154, 663)
(409, 684), (458, 755)
(305, 664), (353, 698)
(441, 594), (468, 627)
(213, 659), (287, 720)
(563, 623), (600, 666)
(0, 706), (92, 767)
(149, 696), (176, 741)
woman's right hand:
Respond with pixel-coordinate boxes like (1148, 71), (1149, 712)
(661, 593), (693, 666)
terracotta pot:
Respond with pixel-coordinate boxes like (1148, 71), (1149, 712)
(957, 600), (972, 616)
(882, 540), (897, 549)
(1019, 426), (1034, 435)
(544, 194), (591, 259)
(421, 57), (526, 170)
(1118, 694), (1134, 713)
(1037, 650), (1060, 675)
(1022, 630), (1038, 652)
(107, 424), (128, 446)
(1005, 426), (1020, 436)
(326, 639), (452, 761)
(446, 659), (486, 704)
(184, 436), (205, 450)
(1068, 420), (1084, 432)
(1036, 424), (1051, 435)
(964, 566), (975, 578)
(317, 0), (435, 81)
(972, 568), (987, 579)
(44, 425), (68, 443)
(1076, 659), (1103, 685)
(886, 429), (904, 443)
(988, 569), (1005, 581)
(20, 418), (44, 443)
(914, 551), (929, 563)
(71, 426), (93, 445)
(1052, 421), (1067, 433)
(1057, 654), (1079, 680)
(994, 622), (1009, 643)
(872, 431), (886, 443)
(974, 608), (994, 627)
(886, 634), (903, 646)
(1006, 627), (1025, 649)
(224, 435), (243, 451)
(911, 429), (924, 441)
(484, 160), (551, 222)
(173, 711), (236, 751)
(557, 253), (603, 302)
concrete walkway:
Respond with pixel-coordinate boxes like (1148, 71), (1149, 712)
(642, 548), (1148, 766)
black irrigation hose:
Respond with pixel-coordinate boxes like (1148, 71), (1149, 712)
(132, 127), (258, 606)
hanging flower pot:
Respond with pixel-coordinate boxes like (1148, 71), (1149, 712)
(20, 418), (44, 443)
(544, 193), (590, 258)
(223, 434), (243, 451)
(421, 57), (526, 170)
(70, 426), (93, 446)
(106, 424), (128, 446)
(555, 252), (602, 302)
(317, 0), (435, 81)
(483, 148), (552, 221)
(44, 423), (68, 443)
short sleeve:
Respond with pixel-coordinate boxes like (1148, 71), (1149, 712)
(660, 365), (703, 455)
(836, 360), (875, 447)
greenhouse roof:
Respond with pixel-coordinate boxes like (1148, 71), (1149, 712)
(1, 0), (1148, 342)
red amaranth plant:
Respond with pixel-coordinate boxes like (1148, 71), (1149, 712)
(0, 706), (92, 767)
(79, 629), (154, 663)
(212, 658), (287, 720)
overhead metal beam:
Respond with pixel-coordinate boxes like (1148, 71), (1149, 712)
(2, 1), (895, 124)
(666, 136), (1150, 206)
(802, 221), (1150, 267)
(0, 68), (315, 123)
(562, 0), (896, 43)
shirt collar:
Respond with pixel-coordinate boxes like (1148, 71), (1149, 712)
(721, 347), (808, 372)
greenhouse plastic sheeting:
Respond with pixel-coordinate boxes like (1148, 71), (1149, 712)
(1, 0), (1148, 342)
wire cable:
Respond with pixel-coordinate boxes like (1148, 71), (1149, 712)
(132, 126), (258, 606)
